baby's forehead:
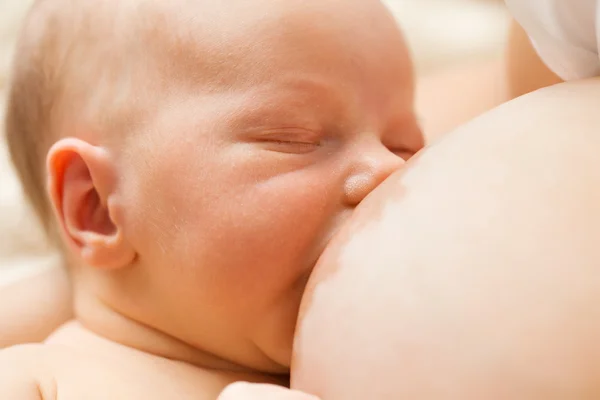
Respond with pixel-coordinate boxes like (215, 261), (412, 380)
(133, 0), (401, 89)
(22, 0), (408, 136)
(26, 0), (402, 87)
(136, 1), (344, 86)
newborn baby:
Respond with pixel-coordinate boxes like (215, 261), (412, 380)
(1, 0), (423, 398)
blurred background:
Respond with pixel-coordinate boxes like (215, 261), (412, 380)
(0, 0), (510, 285)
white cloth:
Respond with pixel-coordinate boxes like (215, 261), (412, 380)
(505, 0), (600, 80)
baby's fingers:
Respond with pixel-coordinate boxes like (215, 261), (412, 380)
(218, 382), (320, 400)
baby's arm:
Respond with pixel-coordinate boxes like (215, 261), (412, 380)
(0, 346), (45, 399)
(0, 266), (72, 348)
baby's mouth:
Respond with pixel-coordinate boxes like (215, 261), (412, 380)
(296, 244), (328, 297)
(303, 221), (348, 281)
(295, 208), (357, 298)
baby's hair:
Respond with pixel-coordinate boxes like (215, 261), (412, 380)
(5, 0), (162, 242)
(5, 0), (66, 240)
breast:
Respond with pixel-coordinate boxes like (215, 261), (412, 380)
(290, 86), (600, 399)
(291, 154), (450, 399)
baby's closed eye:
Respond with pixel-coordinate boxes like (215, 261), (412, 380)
(252, 128), (324, 154)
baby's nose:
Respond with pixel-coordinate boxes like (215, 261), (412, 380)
(344, 149), (405, 206)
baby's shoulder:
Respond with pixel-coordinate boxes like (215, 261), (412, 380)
(0, 344), (57, 399)
(0, 340), (257, 400)
(2, 340), (233, 400)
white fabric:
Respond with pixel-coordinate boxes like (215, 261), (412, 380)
(505, 0), (600, 80)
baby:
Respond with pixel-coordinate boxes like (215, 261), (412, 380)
(1, 0), (423, 398)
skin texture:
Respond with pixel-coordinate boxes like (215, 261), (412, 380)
(0, 18), (561, 356)
(0, 9), (576, 400)
(1, 0), (421, 398)
(53, 0), (419, 372)
(292, 78), (600, 399)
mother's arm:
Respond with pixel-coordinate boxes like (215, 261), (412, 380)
(0, 265), (72, 348)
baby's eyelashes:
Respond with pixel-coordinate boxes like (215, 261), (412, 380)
(258, 139), (321, 155)
(248, 127), (324, 154)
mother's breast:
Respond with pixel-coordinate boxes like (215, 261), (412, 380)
(291, 79), (600, 400)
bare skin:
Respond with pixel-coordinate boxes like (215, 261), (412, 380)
(0, 11), (576, 400)
(417, 19), (563, 143)
(293, 78), (600, 399)
(0, 19), (559, 356)
(0, 0), (420, 398)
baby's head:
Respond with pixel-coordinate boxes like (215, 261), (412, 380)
(6, 0), (422, 373)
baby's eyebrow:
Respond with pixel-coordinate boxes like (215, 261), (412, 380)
(226, 76), (350, 124)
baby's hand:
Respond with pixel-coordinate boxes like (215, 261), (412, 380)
(218, 382), (319, 400)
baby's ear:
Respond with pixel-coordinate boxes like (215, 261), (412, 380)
(47, 138), (135, 270)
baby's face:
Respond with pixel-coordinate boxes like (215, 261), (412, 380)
(113, 0), (421, 372)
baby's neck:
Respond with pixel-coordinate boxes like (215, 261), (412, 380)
(62, 291), (288, 385)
